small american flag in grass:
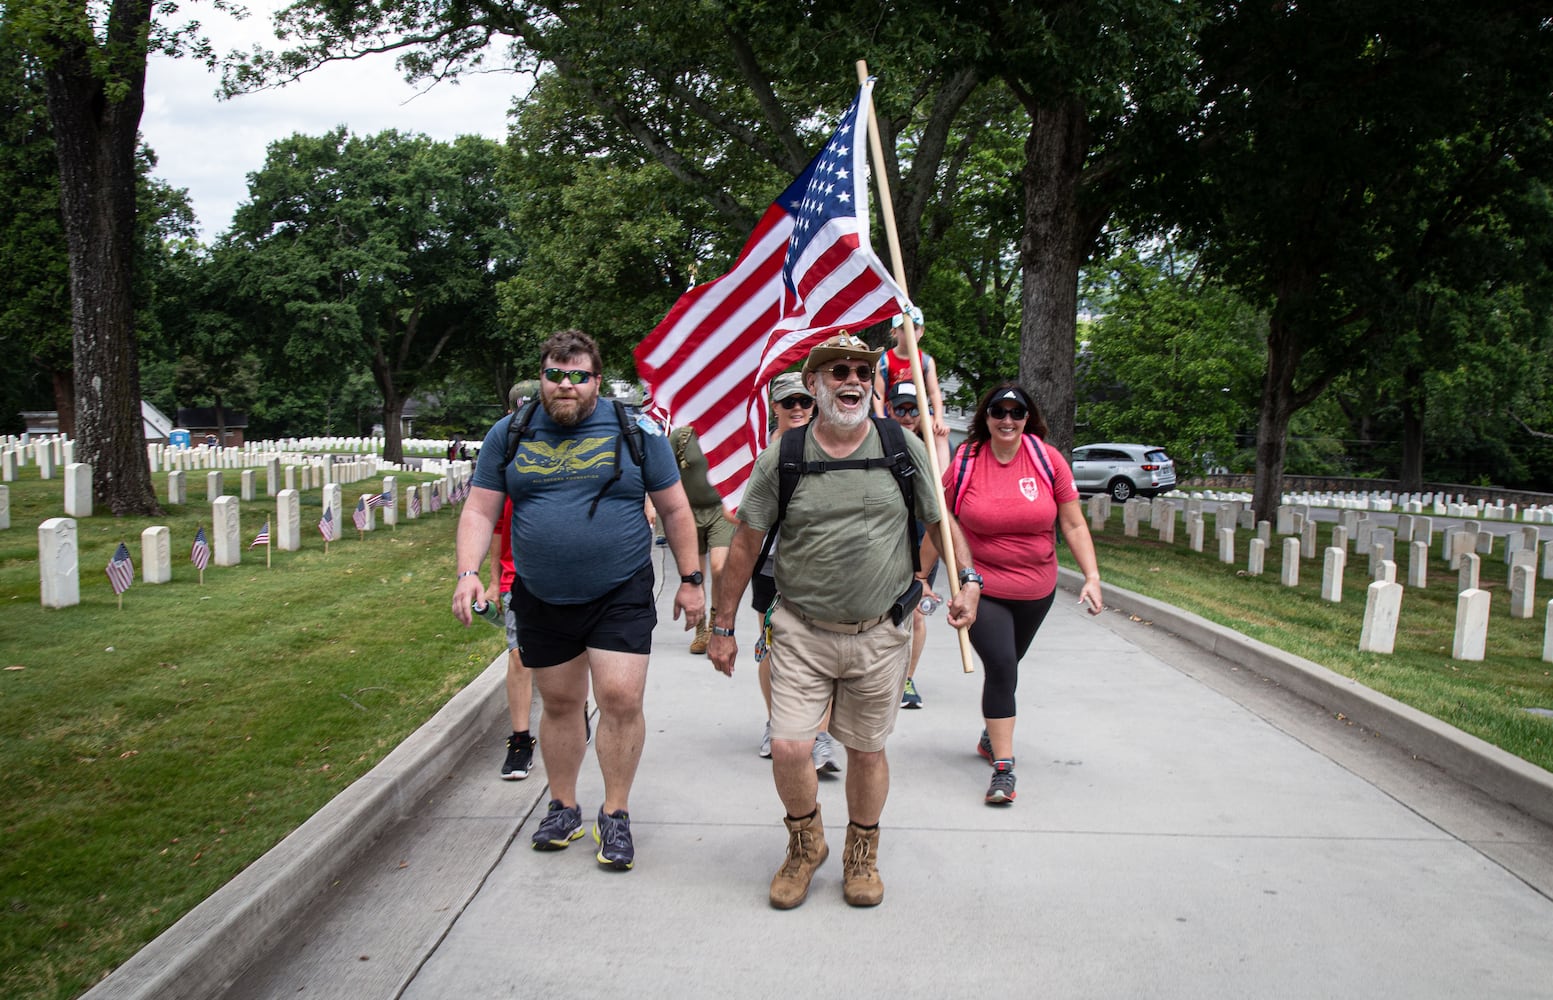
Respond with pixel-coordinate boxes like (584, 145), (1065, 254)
(190, 527), (211, 570)
(106, 542), (134, 594)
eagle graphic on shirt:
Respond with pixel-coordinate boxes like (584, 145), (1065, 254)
(513, 436), (617, 477)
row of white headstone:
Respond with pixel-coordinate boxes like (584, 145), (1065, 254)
(1092, 494), (1553, 663)
(34, 464), (478, 609)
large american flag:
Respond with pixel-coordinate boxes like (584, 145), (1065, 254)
(105, 542), (134, 595)
(634, 78), (906, 508)
(190, 526), (211, 571)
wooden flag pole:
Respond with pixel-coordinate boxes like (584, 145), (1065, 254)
(266, 510), (272, 569)
(856, 60), (975, 674)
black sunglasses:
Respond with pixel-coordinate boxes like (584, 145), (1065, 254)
(988, 404), (1028, 421)
(778, 395), (814, 410)
(824, 364), (873, 383)
(891, 404), (919, 418)
(543, 368), (597, 385)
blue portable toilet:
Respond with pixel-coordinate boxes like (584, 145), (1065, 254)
(169, 427), (191, 448)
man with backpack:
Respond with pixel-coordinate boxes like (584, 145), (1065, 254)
(708, 332), (980, 909)
(453, 329), (704, 872)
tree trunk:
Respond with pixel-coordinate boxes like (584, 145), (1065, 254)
(51, 368), (76, 437)
(1251, 314), (1301, 524)
(42, 0), (160, 515)
(1017, 98), (1089, 455)
(1397, 363), (1426, 492)
(380, 390), (406, 466)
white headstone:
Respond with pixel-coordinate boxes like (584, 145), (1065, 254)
(1407, 540), (1428, 588)
(1372, 559), (1396, 583)
(1300, 520), (1317, 559)
(1281, 537), (1301, 587)
(1331, 524), (1349, 553)
(141, 525), (171, 584)
(276, 489), (301, 551)
(63, 463), (92, 517)
(38, 517), (80, 608)
(381, 476), (398, 526)
(206, 470), (224, 502)
(2, 449), (16, 482)
(1088, 494), (1106, 532)
(1257, 520), (1271, 546)
(1359, 580), (1404, 654)
(0, 484), (8, 530)
(167, 469), (186, 505)
(1543, 540), (1553, 582)
(1276, 505), (1294, 534)
(1414, 516), (1433, 548)
(1396, 514), (1414, 543)
(266, 457), (281, 497)
(212, 496), (242, 566)
(36, 441), (55, 480)
(284, 465), (297, 492)
(237, 469), (254, 502)
(1476, 530), (1495, 556)
(323, 483), (344, 535)
(1218, 526), (1235, 564)
(1247, 537), (1265, 576)
(1458, 552), (1480, 592)
(1452, 589), (1490, 661)
(1510, 564), (1536, 619)
(1322, 547), (1346, 602)
(1544, 599), (1553, 664)
(1124, 501), (1140, 538)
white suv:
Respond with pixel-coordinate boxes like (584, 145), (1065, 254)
(1071, 443), (1176, 502)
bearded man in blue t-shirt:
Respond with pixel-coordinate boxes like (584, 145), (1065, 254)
(453, 329), (704, 872)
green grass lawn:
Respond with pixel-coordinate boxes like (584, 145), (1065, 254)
(0, 464), (502, 999)
(1064, 502), (1553, 776)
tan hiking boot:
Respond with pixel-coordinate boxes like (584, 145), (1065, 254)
(841, 822), (883, 907)
(689, 610), (710, 654)
(769, 805), (828, 909)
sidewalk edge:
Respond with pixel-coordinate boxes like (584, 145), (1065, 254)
(81, 655), (509, 1000)
(1062, 567), (1553, 829)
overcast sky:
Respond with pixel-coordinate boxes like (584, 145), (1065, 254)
(140, 3), (527, 241)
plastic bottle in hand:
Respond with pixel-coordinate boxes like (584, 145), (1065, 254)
(472, 599), (503, 626)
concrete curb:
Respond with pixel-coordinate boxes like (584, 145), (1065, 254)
(1061, 566), (1553, 829)
(82, 655), (510, 1000)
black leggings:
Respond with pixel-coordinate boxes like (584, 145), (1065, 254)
(968, 591), (1055, 720)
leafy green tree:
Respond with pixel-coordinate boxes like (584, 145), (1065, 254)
(4, 0), (219, 512)
(1145, 0), (1553, 520)
(1077, 242), (1265, 477)
(216, 129), (519, 462)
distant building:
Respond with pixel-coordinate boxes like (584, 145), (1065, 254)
(20, 402), (177, 442)
(175, 407), (249, 447)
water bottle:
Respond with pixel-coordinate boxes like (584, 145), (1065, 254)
(472, 599), (504, 627)
(918, 593), (942, 615)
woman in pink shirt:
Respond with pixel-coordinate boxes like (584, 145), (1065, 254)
(935, 382), (1103, 806)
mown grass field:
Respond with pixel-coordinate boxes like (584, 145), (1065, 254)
(0, 463), (502, 999)
(1063, 504), (1553, 775)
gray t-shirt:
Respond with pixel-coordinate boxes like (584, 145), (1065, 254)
(739, 423), (941, 622)
(473, 401), (678, 604)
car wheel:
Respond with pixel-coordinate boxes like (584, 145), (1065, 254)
(1108, 478), (1134, 502)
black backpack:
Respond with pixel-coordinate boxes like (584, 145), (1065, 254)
(750, 416), (921, 611)
(501, 398), (649, 518)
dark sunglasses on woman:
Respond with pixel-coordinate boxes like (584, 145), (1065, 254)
(988, 404), (1027, 421)
(778, 395), (814, 410)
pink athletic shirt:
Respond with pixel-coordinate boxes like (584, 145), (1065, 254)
(943, 439), (1078, 600)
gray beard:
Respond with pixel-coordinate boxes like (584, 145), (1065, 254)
(816, 380), (869, 430)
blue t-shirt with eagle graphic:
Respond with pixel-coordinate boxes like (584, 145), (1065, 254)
(473, 401), (678, 604)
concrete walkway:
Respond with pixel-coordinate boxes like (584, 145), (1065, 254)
(94, 560), (1553, 999)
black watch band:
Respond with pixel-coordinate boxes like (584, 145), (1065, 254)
(681, 570), (704, 586)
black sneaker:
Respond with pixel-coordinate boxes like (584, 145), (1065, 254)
(501, 732), (535, 780)
(593, 807), (635, 871)
(531, 799), (585, 850)
(986, 760), (1017, 805)
(977, 729), (993, 763)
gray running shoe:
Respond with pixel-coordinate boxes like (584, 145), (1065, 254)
(977, 729), (993, 763)
(759, 721), (773, 759)
(812, 731), (842, 774)
(593, 808), (635, 871)
(986, 760), (1017, 805)
(531, 799), (585, 850)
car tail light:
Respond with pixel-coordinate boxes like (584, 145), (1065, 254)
(1140, 463), (1159, 471)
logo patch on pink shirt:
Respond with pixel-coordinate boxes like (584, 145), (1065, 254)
(1019, 477), (1040, 501)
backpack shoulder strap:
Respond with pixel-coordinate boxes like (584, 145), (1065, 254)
(611, 400), (646, 468)
(751, 424), (811, 578)
(949, 440), (978, 517)
(1023, 434), (1057, 492)
(503, 400), (541, 470)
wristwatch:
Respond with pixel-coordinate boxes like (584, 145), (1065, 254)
(681, 570), (704, 586)
(711, 625), (735, 637)
(958, 567), (984, 588)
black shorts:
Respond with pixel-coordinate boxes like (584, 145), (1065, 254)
(510, 562), (658, 668)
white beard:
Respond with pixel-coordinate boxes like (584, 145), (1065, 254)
(816, 378), (869, 430)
